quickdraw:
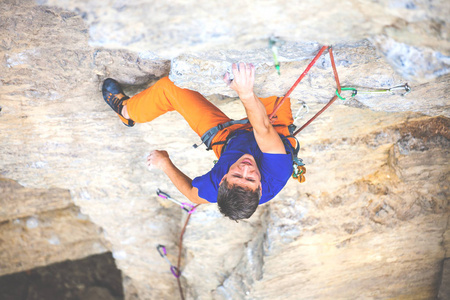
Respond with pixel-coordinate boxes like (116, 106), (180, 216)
(156, 189), (196, 214)
(335, 83), (411, 100)
(156, 244), (181, 278)
(269, 37), (282, 75)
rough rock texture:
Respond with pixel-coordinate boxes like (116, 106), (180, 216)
(41, 0), (450, 56)
(0, 177), (109, 276)
(42, 0), (450, 84)
(169, 43), (449, 117)
(439, 259), (450, 299)
(1, 0), (449, 299)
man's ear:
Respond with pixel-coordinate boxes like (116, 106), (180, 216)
(219, 174), (227, 186)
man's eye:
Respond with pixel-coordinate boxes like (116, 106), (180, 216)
(233, 174), (242, 178)
(246, 178), (255, 182)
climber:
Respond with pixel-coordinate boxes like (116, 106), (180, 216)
(102, 62), (297, 220)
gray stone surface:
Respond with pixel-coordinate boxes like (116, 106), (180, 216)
(169, 42), (449, 117)
(42, 0), (450, 85)
(1, 0), (449, 299)
(439, 258), (450, 300)
(41, 0), (450, 57)
(0, 178), (109, 276)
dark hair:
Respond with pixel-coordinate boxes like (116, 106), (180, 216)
(217, 178), (261, 221)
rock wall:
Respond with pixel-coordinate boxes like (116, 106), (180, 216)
(169, 43), (449, 117)
(0, 177), (108, 276)
(1, 0), (449, 299)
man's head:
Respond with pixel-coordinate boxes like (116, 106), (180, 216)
(217, 154), (262, 220)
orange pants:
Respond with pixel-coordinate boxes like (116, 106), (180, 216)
(126, 77), (295, 158)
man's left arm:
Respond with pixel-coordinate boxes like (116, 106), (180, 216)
(224, 62), (286, 154)
(147, 150), (209, 204)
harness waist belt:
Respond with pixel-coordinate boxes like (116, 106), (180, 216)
(200, 119), (249, 150)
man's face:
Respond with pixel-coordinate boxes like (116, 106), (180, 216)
(220, 154), (262, 193)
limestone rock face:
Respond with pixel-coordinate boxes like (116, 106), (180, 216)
(169, 43), (449, 117)
(42, 0), (450, 84)
(0, 178), (109, 276)
(1, 0), (449, 300)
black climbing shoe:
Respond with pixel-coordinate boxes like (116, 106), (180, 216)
(102, 78), (135, 127)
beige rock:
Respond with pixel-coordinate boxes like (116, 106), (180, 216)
(42, 0), (450, 57)
(0, 178), (108, 276)
(169, 44), (449, 116)
(0, 1), (449, 299)
(43, 0), (450, 84)
(439, 259), (450, 299)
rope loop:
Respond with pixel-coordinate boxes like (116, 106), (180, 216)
(335, 87), (357, 101)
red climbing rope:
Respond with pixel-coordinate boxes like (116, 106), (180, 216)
(292, 46), (341, 136)
(269, 46), (342, 137)
(175, 204), (200, 300)
(268, 45), (328, 120)
(329, 46), (341, 95)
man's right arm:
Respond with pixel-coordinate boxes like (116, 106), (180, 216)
(147, 150), (209, 204)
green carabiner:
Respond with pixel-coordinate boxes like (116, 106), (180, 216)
(335, 87), (357, 100)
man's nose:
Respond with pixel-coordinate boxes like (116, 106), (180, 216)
(241, 164), (253, 175)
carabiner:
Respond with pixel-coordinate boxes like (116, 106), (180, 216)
(294, 100), (309, 120)
(341, 83), (412, 98)
(157, 189), (196, 213)
(170, 265), (181, 278)
(292, 160), (306, 183)
(157, 244), (167, 257)
(292, 165), (306, 183)
(156, 189), (170, 199)
(389, 83), (411, 96)
(181, 202), (196, 214)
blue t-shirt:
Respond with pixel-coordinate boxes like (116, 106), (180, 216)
(192, 130), (293, 205)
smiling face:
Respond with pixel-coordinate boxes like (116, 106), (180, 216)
(220, 154), (262, 193)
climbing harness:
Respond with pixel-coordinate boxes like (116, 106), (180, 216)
(269, 37), (282, 75)
(156, 189), (196, 214)
(335, 83), (411, 100)
(193, 119), (249, 150)
(193, 45), (348, 184)
(156, 244), (181, 278)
